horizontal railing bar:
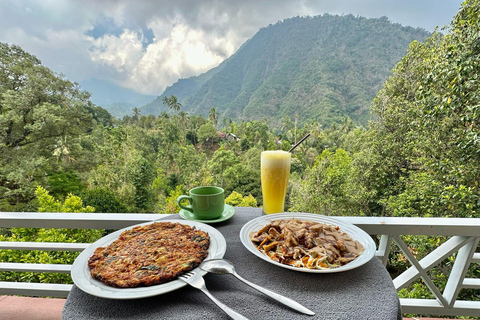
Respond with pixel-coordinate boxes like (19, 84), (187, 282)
(0, 262), (71, 273)
(0, 212), (178, 229)
(0, 281), (71, 298)
(0, 212), (169, 229)
(341, 216), (480, 236)
(462, 278), (480, 289)
(0, 241), (89, 251)
(400, 298), (480, 317)
(3, 213), (480, 236)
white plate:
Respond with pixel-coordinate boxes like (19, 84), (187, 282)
(71, 219), (227, 299)
(240, 212), (375, 273)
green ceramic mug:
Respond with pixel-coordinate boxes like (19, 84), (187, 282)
(176, 186), (225, 219)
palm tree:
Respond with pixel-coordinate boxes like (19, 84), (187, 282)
(293, 113), (299, 144)
(132, 107), (140, 123)
(281, 114), (299, 144)
(281, 115), (293, 133)
(162, 95), (182, 112)
(208, 107), (218, 125)
(178, 111), (188, 128)
(158, 111), (170, 119)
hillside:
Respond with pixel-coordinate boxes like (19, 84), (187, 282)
(141, 63), (224, 116)
(142, 14), (430, 127)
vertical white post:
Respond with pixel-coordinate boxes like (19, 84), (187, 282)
(394, 235), (449, 307)
(443, 237), (479, 307)
(378, 235), (393, 266)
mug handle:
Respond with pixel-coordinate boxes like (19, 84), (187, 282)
(177, 195), (193, 213)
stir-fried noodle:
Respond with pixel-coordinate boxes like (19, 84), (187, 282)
(251, 219), (364, 269)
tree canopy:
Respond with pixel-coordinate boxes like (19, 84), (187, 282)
(0, 43), (95, 205)
(364, 0), (480, 218)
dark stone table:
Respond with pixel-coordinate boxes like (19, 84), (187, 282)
(62, 207), (402, 320)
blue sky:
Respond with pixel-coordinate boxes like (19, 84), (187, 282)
(0, 0), (463, 95)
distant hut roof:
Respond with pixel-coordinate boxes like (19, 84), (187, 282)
(217, 131), (226, 139)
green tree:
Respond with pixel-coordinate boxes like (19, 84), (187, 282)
(172, 145), (208, 187)
(361, 0), (480, 218)
(197, 123), (218, 148)
(47, 170), (84, 199)
(80, 188), (128, 213)
(208, 149), (239, 187)
(131, 156), (155, 211)
(290, 148), (366, 216)
(35, 186), (94, 213)
(0, 43), (94, 207)
(209, 107), (218, 125)
(131, 107), (140, 123)
(86, 105), (114, 127)
(159, 185), (184, 214)
(152, 167), (169, 197)
(86, 126), (139, 211)
(223, 163), (261, 204)
(162, 95), (182, 112)
(281, 115), (293, 135)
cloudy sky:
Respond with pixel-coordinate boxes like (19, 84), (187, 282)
(0, 0), (463, 96)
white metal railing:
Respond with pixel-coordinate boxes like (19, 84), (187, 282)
(1, 212), (480, 317)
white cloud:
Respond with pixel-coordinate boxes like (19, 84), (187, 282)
(87, 16), (236, 94)
(89, 30), (144, 75)
(0, 0), (462, 96)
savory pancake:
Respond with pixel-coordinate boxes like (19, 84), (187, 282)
(88, 222), (210, 288)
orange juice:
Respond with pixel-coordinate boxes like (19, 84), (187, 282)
(261, 150), (291, 214)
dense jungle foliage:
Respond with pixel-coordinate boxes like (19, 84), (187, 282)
(0, 0), (479, 311)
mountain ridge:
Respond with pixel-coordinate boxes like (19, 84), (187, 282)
(139, 14), (430, 127)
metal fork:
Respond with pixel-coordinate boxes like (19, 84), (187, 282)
(179, 272), (250, 320)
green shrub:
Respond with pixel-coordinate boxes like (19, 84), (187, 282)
(47, 170), (84, 199)
(225, 191), (258, 207)
(80, 188), (128, 213)
(0, 187), (104, 285)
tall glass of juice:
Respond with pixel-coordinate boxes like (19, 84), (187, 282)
(261, 150), (291, 214)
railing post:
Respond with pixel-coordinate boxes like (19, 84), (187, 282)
(393, 235), (449, 307)
(392, 236), (471, 291)
(443, 237), (479, 307)
(378, 235), (393, 266)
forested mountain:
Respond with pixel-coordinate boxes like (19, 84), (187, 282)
(142, 14), (430, 126)
(141, 64), (224, 116)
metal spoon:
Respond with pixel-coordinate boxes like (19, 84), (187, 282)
(199, 258), (315, 316)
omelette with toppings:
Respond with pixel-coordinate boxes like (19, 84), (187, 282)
(88, 222), (210, 288)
